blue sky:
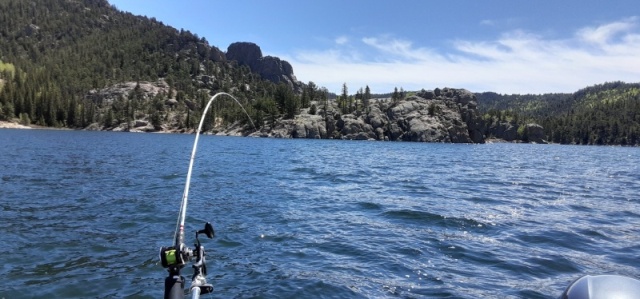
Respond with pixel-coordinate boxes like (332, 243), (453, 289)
(109, 0), (639, 94)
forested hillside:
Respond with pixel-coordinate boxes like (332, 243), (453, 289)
(477, 82), (640, 145)
(0, 0), (315, 131)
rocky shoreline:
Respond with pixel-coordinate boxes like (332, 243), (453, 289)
(2, 87), (548, 144)
(241, 88), (547, 144)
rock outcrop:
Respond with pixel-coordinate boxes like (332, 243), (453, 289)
(85, 80), (169, 105)
(83, 80), (544, 144)
(226, 42), (262, 67)
(486, 121), (546, 143)
(251, 87), (487, 143)
(487, 122), (519, 141)
(524, 123), (547, 144)
(266, 114), (328, 139)
(226, 42), (299, 89)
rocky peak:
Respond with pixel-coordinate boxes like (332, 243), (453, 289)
(226, 42), (262, 69)
(226, 42), (299, 89)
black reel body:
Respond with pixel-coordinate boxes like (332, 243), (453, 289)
(160, 245), (187, 269)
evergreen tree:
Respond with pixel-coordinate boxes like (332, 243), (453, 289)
(364, 85), (371, 108)
(340, 83), (348, 114)
(275, 83), (298, 119)
(392, 87), (400, 102)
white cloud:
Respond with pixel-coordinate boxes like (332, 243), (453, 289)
(361, 36), (437, 62)
(577, 17), (637, 45)
(278, 18), (640, 94)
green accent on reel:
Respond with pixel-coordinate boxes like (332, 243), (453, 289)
(160, 246), (181, 268)
(164, 249), (177, 265)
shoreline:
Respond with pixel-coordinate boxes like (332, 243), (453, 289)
(0, 121), (539, 145)
(5, 120), (633, 147)
(0, 120), (75, 131)
(0, 121), (32, 129)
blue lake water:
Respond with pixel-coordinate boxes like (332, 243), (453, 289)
(0, 129), (639, 298)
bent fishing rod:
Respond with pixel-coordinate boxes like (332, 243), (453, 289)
(159, 92), (256, 299)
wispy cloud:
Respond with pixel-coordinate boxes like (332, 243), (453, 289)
(577, 17), (637, 45)
(278, 18), (640, 94)
(361, 36), (437, 62)
(334, 35), (349, 45)
(480, 19), (495, 26)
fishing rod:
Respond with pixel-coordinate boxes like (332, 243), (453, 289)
(159, 92), (256, 299)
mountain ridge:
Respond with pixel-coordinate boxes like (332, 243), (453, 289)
(0, 0), (638, 145)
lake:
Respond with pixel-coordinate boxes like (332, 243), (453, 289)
(0, 129), (638, 298)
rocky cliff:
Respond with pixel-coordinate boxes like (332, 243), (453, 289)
(251, 87), (488, 143)
(226, 42), (300, 90)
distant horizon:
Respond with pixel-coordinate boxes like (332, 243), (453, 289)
(109, 0), (640, 95)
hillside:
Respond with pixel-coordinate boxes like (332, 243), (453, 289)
(0, 0), (301, 131)
(477, 82), (640, 145)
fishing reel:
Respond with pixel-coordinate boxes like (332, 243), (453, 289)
(160, 222), (215, 269)
(160, 243), (191, 269)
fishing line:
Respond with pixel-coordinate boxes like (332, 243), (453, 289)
(173, 92), (257, 247)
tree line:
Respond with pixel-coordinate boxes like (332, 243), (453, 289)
(477, 82), (640, 145)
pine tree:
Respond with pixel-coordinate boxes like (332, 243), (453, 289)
(364, 85), (371, 108)
(340, 83), (348, 114)
(392, 87), (400, 103)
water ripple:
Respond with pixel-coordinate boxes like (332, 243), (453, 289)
(0, 131), (639, 298)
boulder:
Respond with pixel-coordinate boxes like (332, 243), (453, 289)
(339, 115), (375, 140)
(525, 123), (547, 144)
(294, 114), (327, 139)
(405, 117), (449, 142)
(455, 89), (475, 106)
(488, 122), (518, 141)
(259, 114), (327, 139)
(134, 120), (148, 128)
(388, 122), (404, 141)
(366, 106), (388, 130)
(418, 90), (435, 99)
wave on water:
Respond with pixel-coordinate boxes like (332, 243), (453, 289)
(0, 131), (638, 298)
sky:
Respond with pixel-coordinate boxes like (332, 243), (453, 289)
(108, 0), (640, 94)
